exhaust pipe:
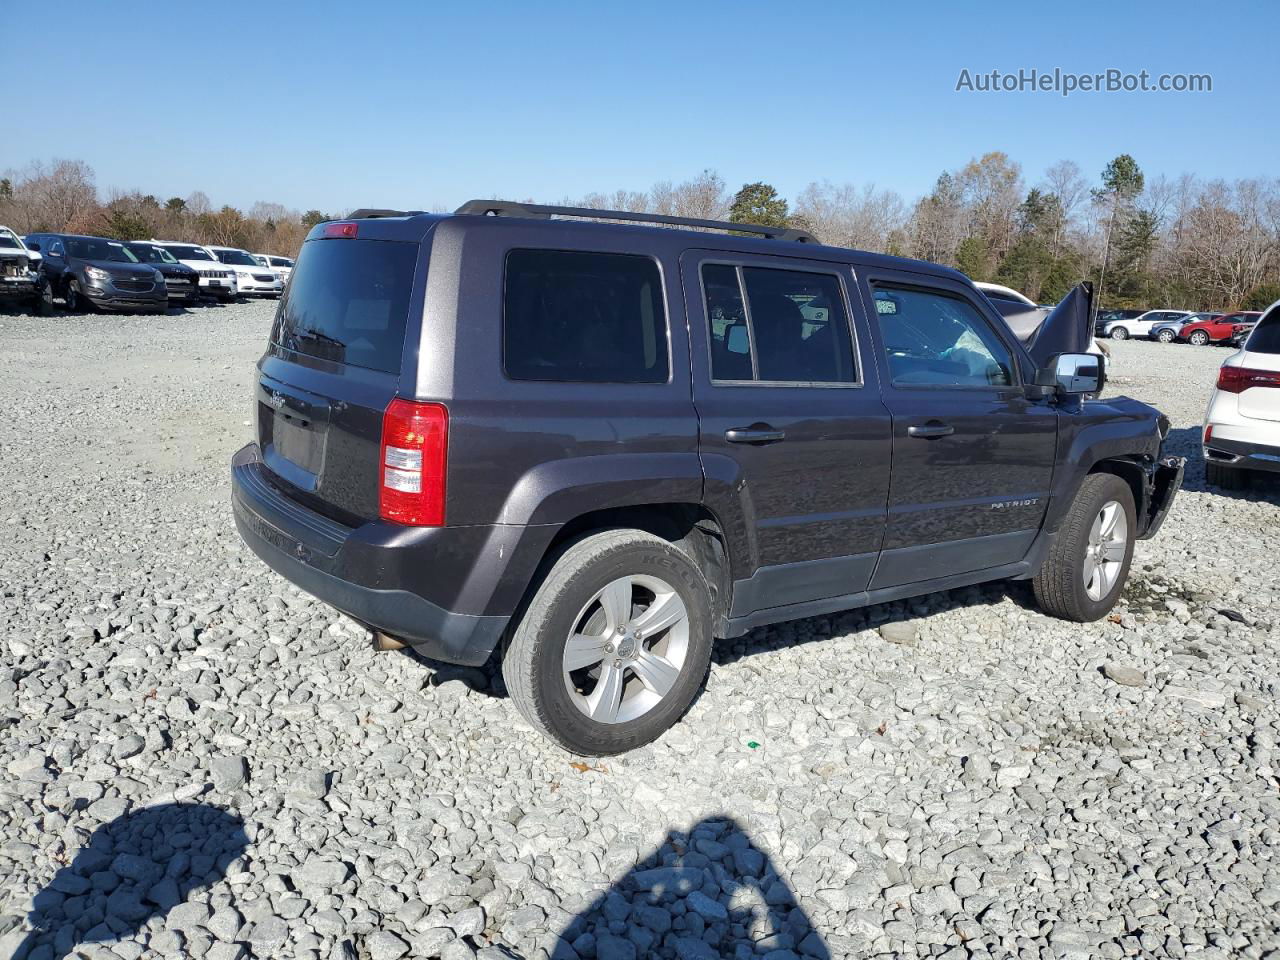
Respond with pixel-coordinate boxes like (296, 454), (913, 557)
(372, 631), (408, 652)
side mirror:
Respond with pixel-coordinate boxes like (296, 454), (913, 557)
(1037, 352), (1102, 395)
(26, 241), (40, 251)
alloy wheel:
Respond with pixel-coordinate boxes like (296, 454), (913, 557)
(561, 574), (689, 724)
(1082, 500), (1128, 601)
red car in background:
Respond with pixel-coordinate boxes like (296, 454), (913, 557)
(1179, 311), (1262, 345)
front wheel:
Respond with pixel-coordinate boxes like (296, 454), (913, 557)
(1110, 327), (1129, 340)
(1157, 328), (1176, 343)
(1033, 473), (1136, 622)
(502, 529), (714, 755)
(1189, 330), (1210, 346)
(34, 283), (55, 316)
(65, 280), (82, 312)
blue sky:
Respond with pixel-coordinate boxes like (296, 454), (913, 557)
(5, 0), (1276, 213)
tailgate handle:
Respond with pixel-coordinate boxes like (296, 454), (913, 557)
(907, 422), (954, 439)
(725, 426), (786, 444)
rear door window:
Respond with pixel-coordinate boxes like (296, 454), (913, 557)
(503, 249), (668, 383)
(702, 264), (857, 384)
(272, 238), (418, 373)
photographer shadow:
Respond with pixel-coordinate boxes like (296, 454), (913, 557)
(547, 815), (829, 960)
(2, 802), (248, 960)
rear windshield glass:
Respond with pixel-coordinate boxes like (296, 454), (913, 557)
(1247, 308), (1280, 354)
(272, 238), (417, 373)
(503, 249), (668, 383)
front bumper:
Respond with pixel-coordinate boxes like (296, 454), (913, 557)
(163, 277), (199, 300)
(0, 276), (40, 300)
(83, 281), (167, 310)
(234, 277), (284, 296)
(1204, 436), (1280, 475)
(1139, 455), (1184, 539)
(199, 276), (238, 296)
(230, 444), (512, 665)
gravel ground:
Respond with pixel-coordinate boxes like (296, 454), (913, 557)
(1, 303), (1278, 960)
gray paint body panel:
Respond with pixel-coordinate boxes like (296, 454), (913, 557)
(230, 210), (1177, 664)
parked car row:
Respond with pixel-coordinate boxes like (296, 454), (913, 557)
(1096, 308), (1261, 345)
(0, 225), (295, 315)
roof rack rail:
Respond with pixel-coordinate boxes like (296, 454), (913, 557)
(453, 199), (817, 244)
(345, 209), (426, 220)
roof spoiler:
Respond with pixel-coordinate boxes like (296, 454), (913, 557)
(454, 199), (817, 244)
(345, 209), (426, 220)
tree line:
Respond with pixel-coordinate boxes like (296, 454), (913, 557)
(4, 155), (1279, 310)
(0, 160), (329, 258)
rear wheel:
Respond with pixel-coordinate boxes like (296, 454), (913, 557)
(1206, 459), (1250, 490)
(1033, 473), (1136, 622)
(1189, 330), (1211, 346)
(502, 530), (713, 755)
(1110, 327), (1129, 340)
(1156, 328), (1176, 343)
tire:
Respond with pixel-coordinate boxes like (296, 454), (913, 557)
(1033, 473), (1136, 622)
(1156, 328), (1176, 343)
(1189, 330), (1210, 346)
(1110, 327), (1129, 340)
(502, 529), (714, 755)
(1206, 459), (1250, 490)
(65, 280), (81, 312)
(33, 283), (54, 317)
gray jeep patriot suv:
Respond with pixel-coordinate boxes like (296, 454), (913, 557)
(231, 201), (1184, 755)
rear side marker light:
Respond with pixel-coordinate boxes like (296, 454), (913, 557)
(379, 399), (447, 526)
(323, 222), (358, 238)
(1216, 365), (1280, 394)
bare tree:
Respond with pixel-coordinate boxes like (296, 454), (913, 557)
(1042, 160), (1088, 256)
(793, 181), (905, 251)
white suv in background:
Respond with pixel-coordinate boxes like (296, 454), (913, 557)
(1203, 300), (1280, 489)
(1100, 309), (1191, 340)
(254, 253), (294, 283)
(209, 246), (284, 298)
(149, 240), (238, 302)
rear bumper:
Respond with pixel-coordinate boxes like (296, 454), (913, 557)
(1204, 436), (1280, 475)
(230, 443), (536, 665)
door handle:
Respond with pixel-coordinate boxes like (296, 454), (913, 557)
(725, 426), (786, 444)
(907, 422), (954, 439)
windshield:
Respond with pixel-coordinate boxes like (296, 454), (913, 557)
(214, 248), (260, 266)
(164, 245), (213, 261)
(271, 238), (418, 373)
(127, 243), (178, 264)
(66, 238), (140, 262)
(0, 230), (21, 250)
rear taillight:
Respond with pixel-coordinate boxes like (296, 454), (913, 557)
(1216, 365), (1280, 394)
(323, 222), (358, 238)
(379, 399), (448, 526)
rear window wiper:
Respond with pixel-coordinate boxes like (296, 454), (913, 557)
(288, 328), (347, 349)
